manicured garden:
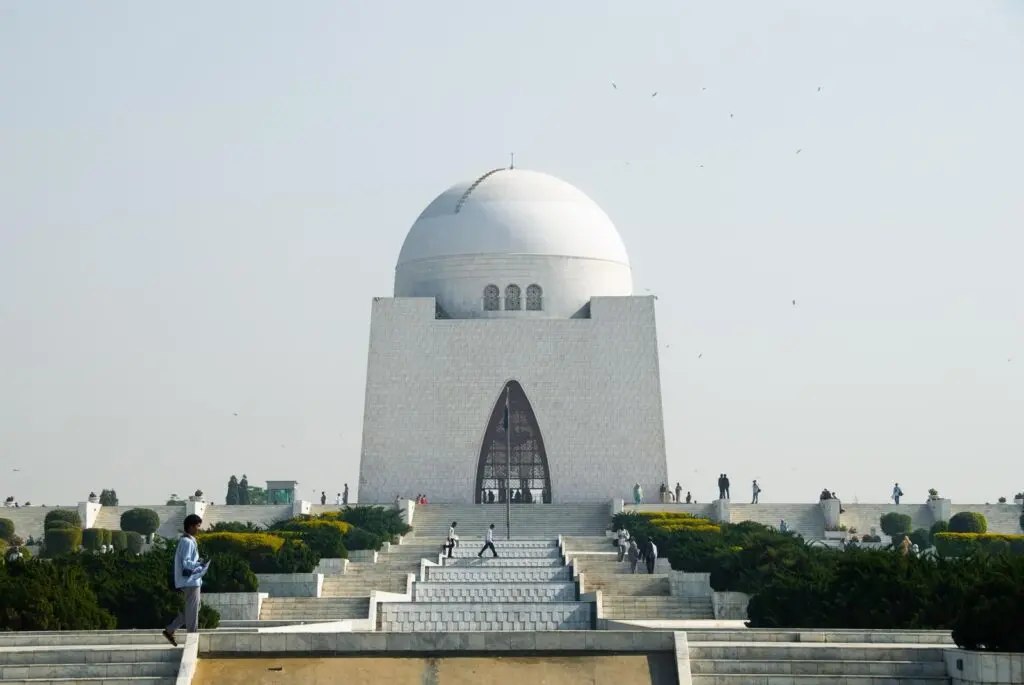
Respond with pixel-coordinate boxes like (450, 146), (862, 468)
(613, 510), (1024, 652)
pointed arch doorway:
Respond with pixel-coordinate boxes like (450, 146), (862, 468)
(475, 381), (552, 504)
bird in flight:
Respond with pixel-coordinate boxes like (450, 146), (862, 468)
(698, 353), (703, 359)
(796, 149), (803, 154)
(651, 91), (658, 98)
(611, 82), (617, 90)
(792, 300), (797, 306)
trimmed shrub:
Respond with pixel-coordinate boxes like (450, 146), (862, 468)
(44, 527), (82, 557)
(82, 528), (104, 551)
(0, 561), (115, 630)
(338, 506), (411, 541)
(273, 519), (350, 558)
(201, 554), (259, 593)
(44, 509), (81, 530)
(110, 530), (128, 551)
(0, 518), (14, 542)
(120, 508), (161, 537)
(948, 511), (987, 534)
(208, 521), (263, 533)
(879, 512), (913, 538)
(951, 555), (1024, 652)
(101, 529), (112, 546)
(934, 533), (1024, 557)
(908, 528), (931, 550)
(199, 603), (220, 629)
(197, 532), (316, 573)
(929, 520), (949, 545)
(126, 531), (144, 554)
(46, 520), (77, 531)
(343, 527), (383, 552)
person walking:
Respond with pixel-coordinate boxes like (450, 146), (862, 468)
(632, 483), (643, 505)
(627, 539), (640, 574)
(445, 521), (459, 558)
(717, 475), (725, 500)
(616, 528), (630, 562)
(674, 483), (682, 504)
(342, 484), (349, 505)
(723, 475), (731, 499)
(751, 480), (761, 504)
(162, 514), (209, 646)
(478, 524), (499, 558)
(320, 491), (326, 506)
(892, 483), (903, 505)
(644, 538), (658, 574)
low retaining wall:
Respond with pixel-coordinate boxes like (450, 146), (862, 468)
(201, 592), (268, 621)
(314, 558), (348, 575)
(945, 649), (1024, 685)
(712, 591), (750, 620)
(378, 601), (593, 632)
(255, 573), (323, 597)
(347, 550), (377, 563)
(670, 571), (712, 598)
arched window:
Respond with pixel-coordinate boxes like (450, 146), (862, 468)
(504, 284), (521, 311)
(483, 285), (500, 311)
(526, 284), (543, 311)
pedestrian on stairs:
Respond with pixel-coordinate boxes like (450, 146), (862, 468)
(320, 491), (326, 505)
(162, 514), (209, 646)
(445, 521), (458, 558)
(643, 538), (658, 574)
(616, 528), (630, 562)
(478, 524), (499, 558)
(627, 539), (640, 573)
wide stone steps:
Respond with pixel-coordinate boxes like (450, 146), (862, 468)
(379, 601), (592, 632)
(602, 595), (713, 619)
(689, 659), (948, 677)
(582, 574), (671, 596)
(412, 582), (577, 603)
(447, 547), (561, 559)
(0, 643), (180, 684)
(424, 566), (573, 583)
(688, 644), (946, 662)
(728, 504), (826, 539)
(259, 597), (369, 620)
(0, 646), (181, 666)
(441, 557), (562, 568)
(409, 504), (610, 539)
(0, 660), (179, 681)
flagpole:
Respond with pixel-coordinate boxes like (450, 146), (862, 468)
(505, 386), (511, 541)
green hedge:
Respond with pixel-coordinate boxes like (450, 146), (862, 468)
(82, 529), (104, 551)
(0, 518), (14, 542)
(110, 530), (128, 551)
(0, 561), (115, 630)
(44, 509), (81, 530)
(126, 531), (144, 554)
(951, 555), (1024, 652)
(120, 509), (160, 537)
(196, 532), (318, 573)
(201, 553), (259, 593)
(879, 512), (912, 537)
(45, 528), (82, 557)
(934, 533), (1024, 557)
(949, 511), (988, 534)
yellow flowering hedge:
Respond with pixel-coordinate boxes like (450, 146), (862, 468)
(197, 532), (285, 557)
(934, 532), (1024, 556)
(286, 519), (353, 535)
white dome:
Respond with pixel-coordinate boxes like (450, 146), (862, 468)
(395, 169), (633, 319)
(397, 168), (630, 267)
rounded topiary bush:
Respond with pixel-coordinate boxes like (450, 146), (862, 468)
(929, 520), (949, 545)
(0, 518), (14, 542)
(879, 512), (913, 538)
(101, 529), (112, 546)
(949, 511), (988, 534)
(126, 531), (144, 554)
(908, 528), (930, 550)
(201, 554), (259, 593)
(46, 520), (77, 531)
(45, 527), (82, 556)
(81, 528), (104, 551)
(120, 508), (160, 537)
(44, 509), (81, 530)
(110, 530), (128, 551)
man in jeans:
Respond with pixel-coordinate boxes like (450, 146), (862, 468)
(162, 514), (208, 646)
(478, 523), (499, 558)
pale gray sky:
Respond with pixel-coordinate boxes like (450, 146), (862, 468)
(2, 2), (1022, 507)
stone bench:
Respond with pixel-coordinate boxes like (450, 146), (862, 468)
(412, 582), (577, 603)
(379, 601), (593, 631)
(424, 567), (573, 583)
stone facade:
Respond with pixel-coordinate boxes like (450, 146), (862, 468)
(424, 566), (572, 583)
(413, 582), (577, 603)
(358, 296), (668, 504)
(200, 592), (268, 621)
(946, 649), (1024, 685)
(379, 601), (593, 632)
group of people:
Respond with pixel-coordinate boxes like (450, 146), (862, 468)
(442, 521), (499, 559)
(614, 527), (658, 574)
(319, 485), (350, 506)
(659, 483), (693, 504)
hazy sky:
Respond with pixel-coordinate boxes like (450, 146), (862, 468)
(2, 2), (1022, 507)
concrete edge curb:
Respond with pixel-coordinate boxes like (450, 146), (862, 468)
(673, 631), (691, 685)
(175, 633), (199, 685)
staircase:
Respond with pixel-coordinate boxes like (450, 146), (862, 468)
(0, 630), (181, 684)
(687, 633), (951, 685)
(379, 540), (593, 631)
(259, 597), (370, 622)
(409, 503), (610, 540)
(199, 504), (292, 531)
(840, 504), (935, 538)
(728, 503), (825, 539)
(0, 506), (58, 542)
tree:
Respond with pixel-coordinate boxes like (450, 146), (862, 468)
(166, 494), (185, 505)
(99, 489), (119, 506)
(238, 474), (250, 505)
(879, 512), (913, 538)
(0, 518), (14, 542)
(225, 476), (240, 506)
(120, 509), (160, 538)
(949, 511), (988, 534)
(246, 485), (268, 505)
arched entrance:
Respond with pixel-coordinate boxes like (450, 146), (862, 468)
(474, 381), (552, 504)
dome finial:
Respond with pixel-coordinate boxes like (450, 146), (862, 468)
(509, 152), (514, 170)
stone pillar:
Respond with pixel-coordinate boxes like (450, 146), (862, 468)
(612, 498), (624, 515)
(292, 500), (311, 517)
(820, 499), (840, 529)
(927, 498), (951, 524)
(711, 498), (730, 523)
(78, 501), (101, 529)
(186, 499), (207, 521)
(401, 499), (415, 527)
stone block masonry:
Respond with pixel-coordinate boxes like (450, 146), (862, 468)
(201, 592), (268, 621)
(442, 557), (562, 568)
(424, 566), (573, 583)
(379, 601), (593, 632)
(255, 573), (323, 597)
(413, 582), (577, 603)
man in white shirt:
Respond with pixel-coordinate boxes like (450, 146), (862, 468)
(478, 524), (499, 558)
